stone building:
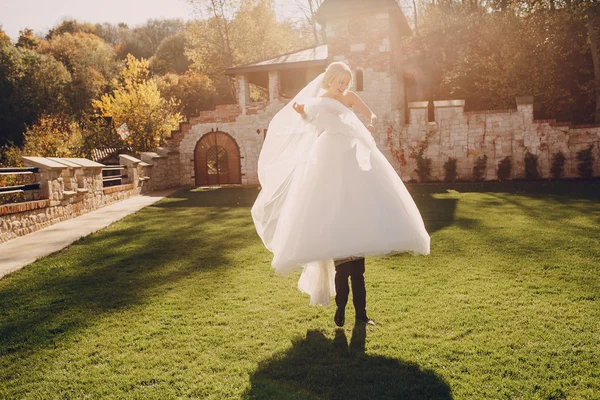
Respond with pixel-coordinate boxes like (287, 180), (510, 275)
(167, 0), (412, 186)
(166, 0), (599, 185)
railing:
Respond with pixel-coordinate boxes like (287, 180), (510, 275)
(102, 165), (127, 188)
(0, 167), (41, 203)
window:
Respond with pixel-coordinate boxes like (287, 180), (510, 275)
(356, 70), (364, 92)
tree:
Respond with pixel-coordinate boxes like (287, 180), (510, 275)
(46, 19), (98, 39)
(16, 28), (40, 50)
(587, 3), (600, 122)
(275, 0), (325, 44)
(93, 55), (183, 152)
(94, 19), (186, 60)
(0, 43), (71, 147)
(21, 114), (83, 157)
(0, 25), (10, 46)
(405, 2), (596, 123)
(186, 0), (310, 100)
(150, 32), (192, 75)
(37, 32), (122, 115)
(155, 71), (216, 116)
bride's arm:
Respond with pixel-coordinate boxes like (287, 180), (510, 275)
(347, 91), (377, 133)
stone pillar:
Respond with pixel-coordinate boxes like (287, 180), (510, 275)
(119, 154), (141, 190)
(433, 100), (465, 123)
(236, 74), (250, 115)
(408, 101), (429, 125)
(516, 96), (534, 122)
(21, 157), (67, 205)
(268, 71), (280, 104)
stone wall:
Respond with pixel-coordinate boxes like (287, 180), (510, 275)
(176, 102), (282, 186)
(388, 98), (600, 181)
(0, 154), (157, 244)
(140, 147), (181, 191)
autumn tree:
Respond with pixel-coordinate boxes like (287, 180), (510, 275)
(155, 71), (216, 116)
(21, 114), (83, 157)
(15, 28), (40, 50)
(0, 43), (71, 146)
(150, 32), (192, 75)
(46, 19), (98, 39)
(37, 32), (122, 115)
(186, 0), (310, 100)
(0, 26), (10, 46)
(406, 1), (596, 123)
(93, 55), (183, 152)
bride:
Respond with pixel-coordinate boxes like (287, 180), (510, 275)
(251, 62), (430, 306)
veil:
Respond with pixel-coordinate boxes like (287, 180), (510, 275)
(251, 73), (336, 305)
(251, 73), (325, 253)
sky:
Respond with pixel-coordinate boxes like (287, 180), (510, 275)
(0, 0), (197, 39)
(0, 0), (299, 40)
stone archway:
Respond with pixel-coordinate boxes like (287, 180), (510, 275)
(194, 131), (241, 186)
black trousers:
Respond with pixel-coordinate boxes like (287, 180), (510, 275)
(334, 257), (367, 318)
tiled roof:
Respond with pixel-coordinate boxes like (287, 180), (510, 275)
(225, 45), (328, 75)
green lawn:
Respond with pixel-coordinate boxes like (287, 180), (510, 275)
(1, 181), (599, 399)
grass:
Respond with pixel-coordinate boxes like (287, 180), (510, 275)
(0, 181), (599, 399)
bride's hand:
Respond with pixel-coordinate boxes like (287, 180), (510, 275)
(293, 102), (307, 119)
(367, 124), (375, 134)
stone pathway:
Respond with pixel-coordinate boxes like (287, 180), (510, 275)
(0, 189), (179, 279)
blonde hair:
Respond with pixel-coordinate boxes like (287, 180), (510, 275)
(322, 62), (353, 93)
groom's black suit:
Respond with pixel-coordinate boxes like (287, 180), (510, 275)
(334, 257), (367, 320)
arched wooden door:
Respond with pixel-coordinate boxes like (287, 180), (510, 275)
(194, 131), (241, 186)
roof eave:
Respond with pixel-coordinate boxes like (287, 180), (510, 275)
(225, 59), (329, 75)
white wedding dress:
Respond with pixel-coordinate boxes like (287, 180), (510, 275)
(252, 73), (430, 306)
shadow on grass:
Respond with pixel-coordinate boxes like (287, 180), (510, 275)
(0, 188), (252, 365)
(244, 327), (453, 400)
(406, 179), (600, 201)
(155, 186), (260, 208)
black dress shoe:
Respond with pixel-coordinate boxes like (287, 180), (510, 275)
(356, 315), (376, 326)
(334, 307), (345, 327)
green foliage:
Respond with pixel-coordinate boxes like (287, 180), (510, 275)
(149, 32), (191, 75)
(155, 72), (216, 116)
(37, 32), (121, 115)
(107, 19), (186, 60)
(407, 3), (595, 123)
(93, 55), (183, 152)
(22, 114), (83, 157)
(0, 144), (24, 167)
(0, 26), (10, 46)
(0, 144), (26, 204)
(414, 144), (432, 182)
(497, 156), (512, 180)
(576, 144), (595, 178)
(78, 114), (126, 160)
(443, 157), (457, 182)
(0, 43), (72, 146)
(185, 0), (311, 79)
(472, 154), (487, 181)
(46, 20), (98, 39)
(524, 151), (540, 180)
(550, 151), (566, 179)
(15, 28), (40, 50)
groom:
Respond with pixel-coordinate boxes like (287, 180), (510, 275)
(334, 257), (375, 327)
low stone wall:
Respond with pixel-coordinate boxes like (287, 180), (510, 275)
(0, 154), (156, 244)
(140, 147), (182, 191)
(388, 97), (600, 181)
